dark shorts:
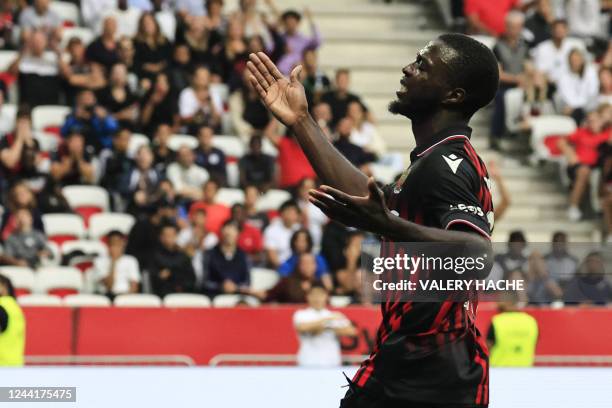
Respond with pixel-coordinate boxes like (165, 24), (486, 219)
(567, 163), (594, 182)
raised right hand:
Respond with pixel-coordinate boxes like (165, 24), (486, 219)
(246, 52), (308, 127)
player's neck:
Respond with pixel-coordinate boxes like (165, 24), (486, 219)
(411, 111), (468, 148)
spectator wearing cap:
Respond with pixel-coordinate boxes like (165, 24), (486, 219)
(4, 208), (51, 268)
(50, 130), (96, 186)
(321, 69), (369, 129)
(93, 230), (140, 297)
(61, 90), (120, 153)
(238, 135), (275, 192)
(188, 179), (231, 235)
(120, 144), (162, 216)
(203, 221), (251, 296)
(229, 203), (263, 264)
(464, 0), (520, 37)
(275, 7), (321, 76)
(278, 229), (332, 291)
(149, 223), (196, 297)
(229, 69), (274, 143)
(166, 146), (210, 201)
(263, 200), (301, 268)
(8, 30), (61, 108)
(194, 126), (227, 186)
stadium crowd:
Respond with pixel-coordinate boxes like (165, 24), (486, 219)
(0, 0), (608, 307)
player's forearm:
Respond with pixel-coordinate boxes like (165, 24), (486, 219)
(291, 114), (369, 196)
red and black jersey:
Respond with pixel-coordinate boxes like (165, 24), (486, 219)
(352, 125), (493, 407)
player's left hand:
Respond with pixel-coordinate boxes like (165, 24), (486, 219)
(308, 177), (390, 235)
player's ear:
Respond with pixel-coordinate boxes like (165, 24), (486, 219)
(442, 88), (466, 108)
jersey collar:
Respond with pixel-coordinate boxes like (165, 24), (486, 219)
(409, 124), (472, 162)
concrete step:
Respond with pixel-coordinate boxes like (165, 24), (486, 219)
(491, 229), (597, 243)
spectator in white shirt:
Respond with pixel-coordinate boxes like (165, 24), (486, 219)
(532, 19), (586, 84)
(166, 145), (209, 201)
(93, 230), (141, 296)
(557, 48), (599, 124)
(347, 100), (386, 159)
(178, 66), (224, 125)
(18, 0), (61, 44)
(101, 0), (142, 38)
(293, 285), (356, 367)
(263, 200), (301, 268)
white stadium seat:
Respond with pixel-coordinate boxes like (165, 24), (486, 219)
(212, 136), (245, 158)
(0, 50), (17, 72)
(210, 83), (229, 104)
(62, 185), (110, 212)
(127, 133), (150, 158)
(0, 103), (16, 131)
(216, 188), (245, 206)
(63, 294), (111, 307)
(226, 161), (240, 187)
(50, 1), (80, 26)
(61, 240), (108, 257)
(262, 138), (278, 157)
(114, 294), (162, 307)
(163, 293), (212, 308)
(329, 296), (352, 308)
(34, 131), (60, 152)
(88, 213), (136, 239)
(0, 266), (35, 295)
(255, 189), (292, 212)
(36, 266), (83, 295)
(370, 163), (398, 185)
(530, 115), (577, 161)
(167, 134), (198, 151)
(42, 213), (87, 240)
(17, 294), (62, 307)
(32, 105), (71, 130)
(250, 268), (279, 291)
(212, 294), (261, 307)
(60, 26), (94, 49)
(504, 87), (525, 134)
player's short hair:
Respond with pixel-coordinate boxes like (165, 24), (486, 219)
(437, 33), (500, 118)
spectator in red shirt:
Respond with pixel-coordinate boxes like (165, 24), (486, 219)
(188, 179), (231, 235)
(270, 128), (316, 190)
(465, 0), (520, 37)
(229, 203), (264, 265)
(558, 110), (610, 221)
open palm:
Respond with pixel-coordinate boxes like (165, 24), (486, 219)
(246, 52), (308, 127)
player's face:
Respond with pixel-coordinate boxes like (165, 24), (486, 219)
(389, 41), (452, 120)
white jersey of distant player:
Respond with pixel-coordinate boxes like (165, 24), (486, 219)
(293, 307), (351, 367)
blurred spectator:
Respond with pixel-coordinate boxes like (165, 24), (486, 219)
(99, 128), (133, 202)
(180, 16), (221, 67)
(557, 110), (609, 220)
(333, 231), (365, 300)
(168, 44), (193, 94)
(320, 220), (351, 273)
(8, 30), (60, 107)
(117, 36), (138, 84)
(598, 66), (612, 106)
(490, 231), (529, 282)
(488, 160), (512, 222)
(229, 69), (274, 142)
(278, 229), (332, 290)
(120, 145), (162, 215)
(333, 117), (373, 169)
(126, 196), (177, 268)
(204, 0), (228, 36)
(263, 199), (301, 267)
(347, 100), (386, 159)
(525, 251), (563, 303)
(102, 0), (141, 38)
(140, 72), (178, 134)
(557, 48), (600, 124)
(301, 48), (330, 104)
(93, 230), (140, 297)
(229, 203), (264, 263)
(166, 145), (209, 201)
(151, 0), (177, 42)
(312, 102), (333, 139)
(96, 63), (139, 129)
(295, 178), (327, 247)
(188, 179), (231, 235)
(270, 129), (316, 190)
(564, 251), (612, 305)
(18, 0), (61, 45)
(4, 208), (50, 268)
(50, 130), (96, 186)
(134, 12), (172, 81)
(214, 17), (248, 85)
(265, 252), (321, 303)
(60, 37), (107, 107)
(238, 135), (275, 191)
(565, 0), (605, 39)
(61, 90), (120, 153)
(194, 126), (227, 185)
(178, 66), (223, 133)
(234, 0), (274, 51)
(491, 11), (530, 147)
(276, 8), (321, 76)
(321, 69), (368, 128)
(86, 16), (120, 73)
(177, 206), (218, 290)
(544, 231), (578, 286)
(0, 183), (44, 242)
(149, 222), (196, 297)
(203, 221), (251, 296)
(524, 0), (554, 47)
(293, 285), (356, 367)
(243, 184), (269, 231)
(532, 19), (586, 85)
(465, 0), (520, 36)
(151, 123), (176, 174)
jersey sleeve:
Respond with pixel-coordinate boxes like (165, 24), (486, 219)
(421, 152), (492, 239)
